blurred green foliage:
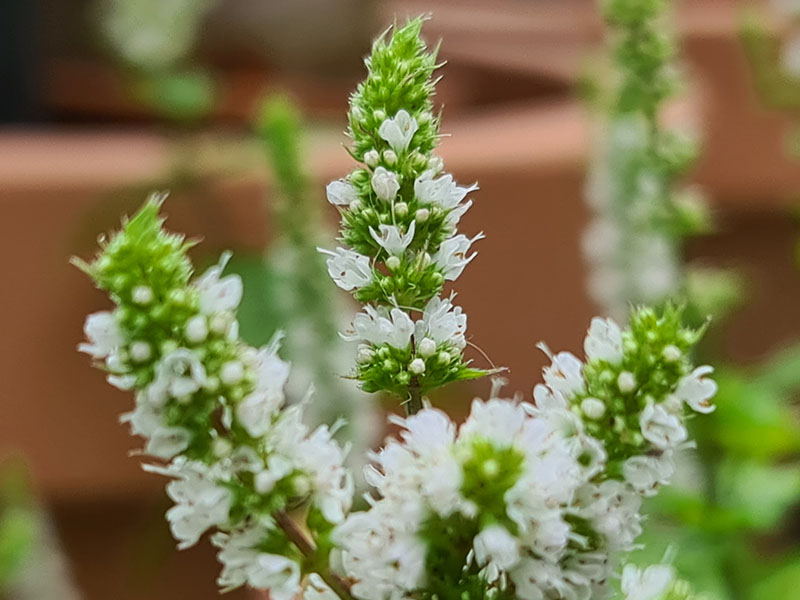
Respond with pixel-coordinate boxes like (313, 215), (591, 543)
(0, 461), (35, 592)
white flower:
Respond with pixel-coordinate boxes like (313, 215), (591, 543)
(146, 427), (192, 459)
(369, 221), (416, 255)
(673, 365), (716, 414)
(473, 524), (520, 574)
(639, 403), (687, 449)
(621, 564), (675, 600)
(542, 351), (585, 397)
(414, 295), (467, 350)
(195, 254), (243, 314)
(371, 167), (400, 202)
(251, 342), (291, 393)
(460, 397), (528, 447)
(623, 452), (675, 496)
(153, 348), (207, 399)
(214, 525), (301, 597)
(326, 179), (358, 206)
(414, 170), (478, 209)
(79, 311), (123, 359)
(303, 574), (338, 600)
(584, 317), (623, 364)
(576, 481), (642, 551)
(236, 388), (283, 437)
(433, 232), (484, 280)
(343, 306), (414, 348)
(378, 109), (419, 152)
(144, 460), (232, 549)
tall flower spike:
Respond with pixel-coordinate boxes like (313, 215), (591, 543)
(583, 0), (713, 322)
(319, 18), (490, 413)
(76, 196), (354, 598)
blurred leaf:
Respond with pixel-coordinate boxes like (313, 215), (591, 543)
(754, 343), (800, 398)
(750, 554), (800, 600)
(716, 460), (800, 531)
(0, 508), (35, 589)
(132, 69), (215, 122)
(699, 367), (800, 459)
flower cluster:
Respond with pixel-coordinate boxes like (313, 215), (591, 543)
(77, 18), (719, 600)
(318, 18), (487, 407)
(76, 196), (352, 599)
(543, 306), (716, 494)
(330, 307), (714, 600)
(583, 0), (711, 321)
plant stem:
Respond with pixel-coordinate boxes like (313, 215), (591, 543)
(406, 378), (423, 416)
(274, 510), (357, 600)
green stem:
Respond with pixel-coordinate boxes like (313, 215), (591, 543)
(274, 510), (357, 600)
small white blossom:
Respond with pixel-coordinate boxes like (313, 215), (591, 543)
(621, 564), (675, 600)
(369, 222), (416, 255)
(153, 348), (207, 399)
(673, 365), (716, 414)
(584, 317), (623, 364)
(319, 247), (373, 291)
(214, 525), (301, 597)
(639, 403), (687, 449)
(414, 170), (478, 209)
(371, 167), (400, 202)
(433, 233), (484, 281)
(144, 460), (233, 549)
(473, 524), (520, 574)
(343, 305), (415, 348)
(195, 255), (243, 315)
(79, 311), (123, 359)
(623, 452), (675, 496)
(542, 351), (585, 397)
(146, 426), (192, 459)
(326, 180), (358, 206)
(378, 109), (419, 152)
(414, 296), (467, 350)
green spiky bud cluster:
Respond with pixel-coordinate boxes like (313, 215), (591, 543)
(576, 305), (706, 472)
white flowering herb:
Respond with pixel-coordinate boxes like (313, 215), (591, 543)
(318, 18), (490, 412)
(76, 18), (714, 600)
(582, 0), (721, 322)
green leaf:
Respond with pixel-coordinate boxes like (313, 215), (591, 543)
(716, 460), (800, 531)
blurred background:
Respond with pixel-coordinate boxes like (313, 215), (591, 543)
(3, 0), (800, 598)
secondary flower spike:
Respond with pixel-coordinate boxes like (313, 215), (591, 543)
(317, 18), (489, 412)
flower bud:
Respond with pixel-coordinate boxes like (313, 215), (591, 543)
(415, 208), (430, 223)
(132, 285), (153, 305)
(581, 397), (606, 420)
(409, 358), (426, 375)
(386, 256), (401, 271)
(418, 337), (436, 357)
(383, 149), (397, 166)
(394, 202), (408, 217)
(185, 315), (208, 343)
(364, 149), (380, 167)
(129, 341), (151, 363)
(220, 361), (245, 385)
(617, 371), (637, 393)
